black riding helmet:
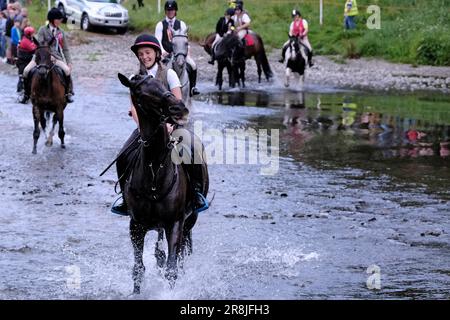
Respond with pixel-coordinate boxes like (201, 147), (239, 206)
(47, 7), (64, 22)
(292, 9), (301, 17)
(165, 0), (178, 11)
(131, 34), (162, 61)
(226, 8), (235, 16)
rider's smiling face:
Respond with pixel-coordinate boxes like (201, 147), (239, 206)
(166, 9), (176, 19)
(137, 47), (157, 69)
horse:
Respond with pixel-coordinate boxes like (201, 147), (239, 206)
(214, 30), (273, 85)
(117, 73), (208, 294)
(167, 29), (191, 105)
(202, 32), (237, 90)
(30, 38), (67, 154)
(282, 36), (307, 88)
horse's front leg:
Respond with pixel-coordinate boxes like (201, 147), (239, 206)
(217, 63), (224, 90)
(154, 229), (166, 269)
(285, 67), (292, 88)
(46, 113), (58, 147)
(240, 63), (246, 88)
(56, 108), (65, 149)
(130, 219), (147, 294)
(32, 106), (41, 154)
(165, 220), (184, 287)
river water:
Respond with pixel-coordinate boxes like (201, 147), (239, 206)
(0, 74), (449, 299)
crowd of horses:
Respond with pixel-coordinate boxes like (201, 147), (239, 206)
(21, 29), (309, 294)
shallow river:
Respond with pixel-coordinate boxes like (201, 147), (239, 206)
(0, 74), (449, 299)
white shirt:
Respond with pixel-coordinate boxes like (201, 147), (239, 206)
(146, 63), (181, 91)
(155, 17), (188, 56)
(232, 13), (251, 27)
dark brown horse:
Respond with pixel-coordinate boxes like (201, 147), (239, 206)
(117, 73), (208, 294)
(30, 38), (67, 154)
(202, 32), (237, 90)
(208, 30), (273, 85)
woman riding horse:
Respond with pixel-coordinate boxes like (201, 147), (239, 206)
(21, 8), (74, 104)
(155, 0), (199, 96)
(111, 34), (208, 217)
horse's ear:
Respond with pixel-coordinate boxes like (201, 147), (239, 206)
(118, 73), (131, 88)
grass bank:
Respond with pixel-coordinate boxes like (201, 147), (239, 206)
(26, 0), (450, 66)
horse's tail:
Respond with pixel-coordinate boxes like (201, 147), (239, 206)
(256, 35), (273, 80)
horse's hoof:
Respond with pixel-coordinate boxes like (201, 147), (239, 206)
(133, 287), (141, 295)
(32, 149), (37, 154)
(284, 83), (290, 88)
(61, 144), (66, 149)
(45, 141), (53, 147)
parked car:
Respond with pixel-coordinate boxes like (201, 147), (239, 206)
(55, 0), (129, 34)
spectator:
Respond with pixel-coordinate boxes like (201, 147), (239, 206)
(10, 16), (22, 63)
(0, 10), (7, 60)
(344, 0), (358, 30)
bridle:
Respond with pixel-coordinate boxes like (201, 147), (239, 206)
(131, 75), (179, 147)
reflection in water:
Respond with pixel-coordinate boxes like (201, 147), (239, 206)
(201, 88), (450, 195)
(202, 89), (450, 161)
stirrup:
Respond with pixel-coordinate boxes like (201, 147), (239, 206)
(194, 192), (209, 213)
(111, 197), (129, 216)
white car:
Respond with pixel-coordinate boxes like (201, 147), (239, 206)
(55, 0), (129, 34)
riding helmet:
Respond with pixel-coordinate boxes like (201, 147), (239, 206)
(24, 26), (35, 37)
(47, 7), (64, 22)
(225, 8), (235, 16)
(164, 0), (178, 11)
(131, 34), (162, 57)
(292, 9), (301, 17)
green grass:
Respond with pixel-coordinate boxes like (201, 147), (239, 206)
(26, 0), (450, 66)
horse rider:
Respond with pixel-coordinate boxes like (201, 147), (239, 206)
(232, 2), (251, 44)
(155, 0), (199, 96)
(20, 7), (74, 104)
(208, 7), (235, 65)
(110, 34), (208, 216)
(279, 9), (314, 67)
(17, 26), (36, 92)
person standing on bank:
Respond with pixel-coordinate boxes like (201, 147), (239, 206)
(155, 0), (200, 96)
(21, 8), (74, 104)
(344, 0), (358, 30)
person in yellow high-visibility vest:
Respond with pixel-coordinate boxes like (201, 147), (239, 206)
(344, 0), (358, 30)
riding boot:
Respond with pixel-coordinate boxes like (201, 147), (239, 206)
(65, 75), (74, 103)
(19, 76), (30, 104)
(308, 51), (314, 67)
(208, 51), (215, 65)
(189, 68), (200, 96)
(279, 45), (287, 63)
(111, 129), (141, 216)
(183, 163), (209, 213)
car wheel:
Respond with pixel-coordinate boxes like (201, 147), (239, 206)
(81, 13), (91, 31)
(58, 4), (67, 24)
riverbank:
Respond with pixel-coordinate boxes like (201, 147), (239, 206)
(1, 32), (449, 93)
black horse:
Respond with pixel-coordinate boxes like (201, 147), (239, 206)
(214, 31), (273, 86)
(117, 73), (208, 294)
(203, 32), (238, 90)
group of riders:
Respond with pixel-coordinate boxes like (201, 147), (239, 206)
(208, 1), (314, 68)
(16, 0), (315, 216)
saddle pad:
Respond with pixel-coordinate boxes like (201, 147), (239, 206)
(244, 34), (255, 46)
